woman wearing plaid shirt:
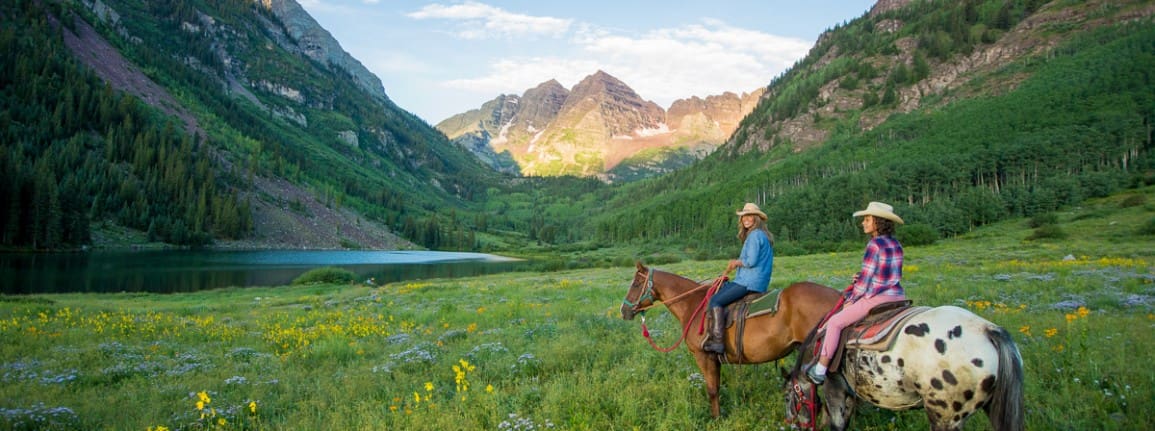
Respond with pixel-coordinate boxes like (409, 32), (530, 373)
(807, 201), (907, 385)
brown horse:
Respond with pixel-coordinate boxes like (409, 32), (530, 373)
(620, 262), (841, 417)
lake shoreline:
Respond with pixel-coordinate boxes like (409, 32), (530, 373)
(0, 249), (528, 295)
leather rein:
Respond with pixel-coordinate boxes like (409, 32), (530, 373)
(623, 268), (725, 353)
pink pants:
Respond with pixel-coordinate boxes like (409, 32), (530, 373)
(819, 294), (906, 359)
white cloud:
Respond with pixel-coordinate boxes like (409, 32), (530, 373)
(574, 20), (811, 105)
(407, 1), (572, 39)
(441, 57), (599, 96)
(446, 18), (810, 109)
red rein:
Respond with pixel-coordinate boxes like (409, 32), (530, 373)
(787, 382), (821, 431)
(640, 276), (725, 352)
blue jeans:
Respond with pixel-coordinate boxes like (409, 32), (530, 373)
(709, 281), (751, 308)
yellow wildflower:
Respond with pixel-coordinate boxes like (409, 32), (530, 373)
(1045, 328), (1058, 337)
(1018, 326), (1031, 336)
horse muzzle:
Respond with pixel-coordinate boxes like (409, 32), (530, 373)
(620, 303), (637, 320)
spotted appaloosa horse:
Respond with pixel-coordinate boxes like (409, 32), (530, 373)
(783, 305), (1025, 431)
(621, 262), (841, 418)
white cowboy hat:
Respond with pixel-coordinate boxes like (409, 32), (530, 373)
(853, 201), (904, 224)
(735, 203), (767, 220)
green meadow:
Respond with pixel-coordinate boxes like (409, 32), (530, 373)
(2, 188), (1153, 431)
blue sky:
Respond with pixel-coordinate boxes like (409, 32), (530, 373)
(297, 1), (876, 124)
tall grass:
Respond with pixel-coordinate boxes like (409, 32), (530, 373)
(1, 188), (1153, 430)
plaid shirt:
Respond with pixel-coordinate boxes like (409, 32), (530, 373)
(846, 235), (904, 302)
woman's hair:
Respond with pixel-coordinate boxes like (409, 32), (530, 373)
(738, 217), (774, 244)
(873, 216), (897, 236)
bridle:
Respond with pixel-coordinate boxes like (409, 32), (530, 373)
(622, 268), (725, 353)
(783, 294), (848, 429)
(786, 326), (829, 431)
(623, 268), (720, 312)
(786, 377), (820, 431)
(621, 268), (658, 312)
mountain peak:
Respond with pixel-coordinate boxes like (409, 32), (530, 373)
(261, 0), (389, 103)
(437, 71), (759, 180)
(531, 79), (568, 93)
(572, 69), (628, 88)
(590, 69), (614, 79)
(568, 70), (648, 108)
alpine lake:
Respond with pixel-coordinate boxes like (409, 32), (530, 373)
(0, 249), (526, 294)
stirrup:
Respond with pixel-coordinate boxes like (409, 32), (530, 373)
(703, 340), (724, 353)
(805, 364), (826, 385)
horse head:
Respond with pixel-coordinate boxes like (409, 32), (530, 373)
(620, 262), (656, 320)
(782, 366), (822, 430)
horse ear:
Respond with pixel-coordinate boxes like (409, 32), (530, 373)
(636, 261), (647, 272)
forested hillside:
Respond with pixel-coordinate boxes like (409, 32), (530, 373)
(3, 0), (1153, 259)
(0, 0), (498, 251)
(589, 0), (1155, 257)
(1, 3), (247, 248)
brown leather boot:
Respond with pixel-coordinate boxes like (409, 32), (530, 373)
(703, 307), (725, 353)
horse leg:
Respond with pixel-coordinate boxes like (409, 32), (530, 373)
(693, 352), (722, 417)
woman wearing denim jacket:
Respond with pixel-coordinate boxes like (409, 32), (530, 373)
(703, 202), (775, 354)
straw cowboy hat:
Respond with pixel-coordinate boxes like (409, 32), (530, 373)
(735, 203), (768, 220)
(853, 201), (904, 224)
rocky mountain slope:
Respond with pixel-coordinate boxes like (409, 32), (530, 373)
(30, 0), (498, 249)
(437, 71), (762, 182)
(725, 0), (1155, 155)
(590, 0), (1155, 254)
(260, 0), (390, 104)
(58, 5), (409, 249)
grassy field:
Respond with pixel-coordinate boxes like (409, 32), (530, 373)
(2, 188), (1153, 430)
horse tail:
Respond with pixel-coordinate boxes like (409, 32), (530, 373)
(986, 326), (1025, 431)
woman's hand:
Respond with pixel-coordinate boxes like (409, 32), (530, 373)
(725, 259), (742, 274)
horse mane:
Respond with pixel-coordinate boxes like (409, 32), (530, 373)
(653, 267), (711, 286)
(789, 324), (822, 377)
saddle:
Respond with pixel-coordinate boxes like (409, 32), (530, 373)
(722, 289), (781, 327)
(709, 290), (781, 359)
(825, 301), (930, 373)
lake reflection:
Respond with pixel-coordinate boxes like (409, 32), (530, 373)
(1, 250), (525, 294)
